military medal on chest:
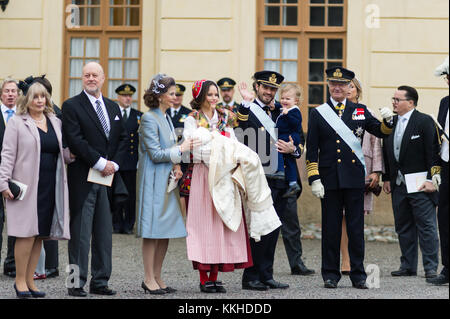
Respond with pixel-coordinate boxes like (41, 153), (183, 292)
(352, 108), (366, 120)
(354, 126), (364, 142)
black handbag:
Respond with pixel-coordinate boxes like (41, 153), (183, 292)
(8, 180), (22, 199)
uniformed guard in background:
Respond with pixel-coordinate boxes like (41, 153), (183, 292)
(217, 77), (239, 113)
(113, 84), (142, 234)
(306, 67), (394, 289)
(167, 83), (191, 143)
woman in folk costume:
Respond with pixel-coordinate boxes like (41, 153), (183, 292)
(183, 80), (253, 293)
(340, 77), (384, 274)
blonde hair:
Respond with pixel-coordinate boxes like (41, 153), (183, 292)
(280, 83), (303, 105)
(350, 78), (363, 103)
(17, 82), (54, 116)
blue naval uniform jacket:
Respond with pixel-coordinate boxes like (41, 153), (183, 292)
(306, 99), (392, 190)
(237, 99), (305, 169)
(121, 108), (143, 171)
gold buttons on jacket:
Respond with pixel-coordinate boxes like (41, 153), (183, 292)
(337, 140), (341, 144)
(337, 149), (341, 153)
(338, 159), (342, 163)
(131, 133), (134, 137)
(352, 160), (356, 163)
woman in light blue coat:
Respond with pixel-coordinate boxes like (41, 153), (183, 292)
(136, 74), (194, 294)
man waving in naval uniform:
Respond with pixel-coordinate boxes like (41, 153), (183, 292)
(237, 71), (314, 292)
(306, 67), (394, 289)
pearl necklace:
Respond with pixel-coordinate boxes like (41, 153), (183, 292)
(33, 116), (46, 124)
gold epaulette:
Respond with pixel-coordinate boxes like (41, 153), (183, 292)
(431, 166), (441, 176)
(306, 160), (319, 178)
(381, 122), (393, 135)
(237, 112), (248, 121)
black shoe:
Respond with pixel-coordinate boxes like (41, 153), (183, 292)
(124, 229), (133, 235)
(4, 270), (16, 278)
(214, 281), (227, 293)
(391, 269), (417, 277)
(242, 280), (268, 291)
(200, 281), (216, 293)
(45, 268), (59, 278)
(282, 184), (301, 198)
(324, 279), (338, 289)
(113, 229), (123, 234)
(426, 274), (449, 285)
(29, 288), (46, 298)
(262, 279), (289, 289)
(291, 264), (315, 276)
(14, 284), (32, 299)
(141, 282), (166, 295)
(68, 288), (87, 297)
(352, 280), (369, 289)
(162, 286), (177, 293)
(89, 286), (117, 296)
(424, 270), (438, 279)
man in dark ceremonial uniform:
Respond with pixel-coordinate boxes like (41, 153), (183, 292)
(236, 71), (314, 292)
(113, 84), (142, 234)
(167, 84), (191, 142)
(217, 77), (239, 113)
(306, 67), (395, 289)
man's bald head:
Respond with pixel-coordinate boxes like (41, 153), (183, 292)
(82, 62), (105, 98)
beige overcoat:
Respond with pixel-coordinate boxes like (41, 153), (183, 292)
(0, 113), (71, 239)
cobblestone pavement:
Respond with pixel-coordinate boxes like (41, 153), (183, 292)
(0, 232), (447, 301)
(301, 223), (399, 243)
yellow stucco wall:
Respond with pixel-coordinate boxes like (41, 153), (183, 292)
(141, 0), (256, 110)
(0, 0), (64, 106)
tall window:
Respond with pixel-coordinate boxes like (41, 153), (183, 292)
(258, 0), (347, 129)
(63, 0), (142, 109)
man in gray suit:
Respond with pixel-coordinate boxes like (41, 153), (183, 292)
(382, 85), (441, 279)
(62, 62), (128, 297)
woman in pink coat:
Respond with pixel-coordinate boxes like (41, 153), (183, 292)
(0, 83), (72, 298)
(340, 78), (384, 274)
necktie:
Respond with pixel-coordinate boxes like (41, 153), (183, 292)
(394, 117), (408, 185)
(5, 109), (14, 123)
(95, 100), (110, 137)
(335, 103), (345, 118)
(173, 110), (178, 118)
(122, 109), (128, 122)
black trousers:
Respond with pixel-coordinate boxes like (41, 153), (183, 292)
(438, 161), (449, 276)
(242, 177), (303, 282)
(112, 170), (137, 232)
(0, 200), (3, 264)
(44, 240), (59, 269)
(392, 183), (439, 273)
(321, 188), (366, 283)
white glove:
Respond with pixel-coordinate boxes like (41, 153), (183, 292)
(241, 100), (251, 109)
(432, 174), (442, 190)
(379, 107), (394, 122)
(311, 180), (325, 199)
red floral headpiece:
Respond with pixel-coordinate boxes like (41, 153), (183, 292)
(192, 79), (207, 100)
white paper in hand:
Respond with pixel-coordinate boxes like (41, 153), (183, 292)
(404, 172), (427, 193)
(167, 171), (178, 193)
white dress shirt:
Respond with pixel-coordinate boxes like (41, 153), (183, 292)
(119, 105), (131, 120)
(84, 90), (118, 172)
(441, 110), (449, 162)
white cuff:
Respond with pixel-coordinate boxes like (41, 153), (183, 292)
(93, 157), (107, 171)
